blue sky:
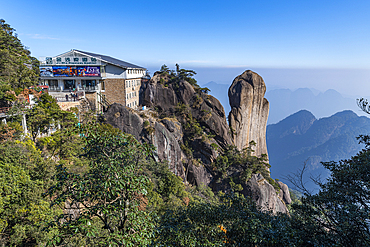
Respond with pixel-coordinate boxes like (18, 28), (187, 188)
(2, 0), (370, 95)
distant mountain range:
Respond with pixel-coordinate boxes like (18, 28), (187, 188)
(202, 81), (367, 125)
(265, 88), (366, 124)
(267, 110), (370, 191)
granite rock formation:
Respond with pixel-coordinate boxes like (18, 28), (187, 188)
(104, 69), (291, 213)
(278, 181), (292, 205)
(244, 174), (288, 214)
(141, 72), (233, 150)
(105, 103), (143, 141)
(228, 70), (269, 157)
(140, 72), (233, 186)
(105, 103), (186, 179)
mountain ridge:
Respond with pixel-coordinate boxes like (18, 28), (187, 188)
(267, 109), (370, 191)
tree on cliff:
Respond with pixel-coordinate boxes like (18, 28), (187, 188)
(0, 19), (39, 106)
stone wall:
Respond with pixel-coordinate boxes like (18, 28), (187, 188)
(104, 78), (126, 106)
(85, 92), (97, 111)
(57, 101), (80, 111)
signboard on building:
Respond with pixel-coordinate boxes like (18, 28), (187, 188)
(52, 66), (100, 77)
(83, 67), (100, 76)
(40, 67), (53, 77)
(53, 67), (71, 77)
(46, 56), (101, 65)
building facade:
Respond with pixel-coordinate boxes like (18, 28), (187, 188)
(39, 49), (148, 111)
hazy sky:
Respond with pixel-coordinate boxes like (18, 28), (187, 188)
(2, 0), (370, 95)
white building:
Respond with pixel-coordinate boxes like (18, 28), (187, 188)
(39, 49), (149, 111)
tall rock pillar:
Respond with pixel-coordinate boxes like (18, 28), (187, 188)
(228, 70), (269, 157)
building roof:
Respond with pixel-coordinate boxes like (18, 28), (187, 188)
(73, 49), (145, 69)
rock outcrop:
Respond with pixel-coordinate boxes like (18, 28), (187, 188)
(141, 72), (233, 150)
(228, 70), (269, 157)
(140, 72), (233, 186)
(104, 69), (291, 214)
(243, 174), (288, 214)
(278, 181), (292, 205)
(151, 121), (185, 177)
(105, 103), (186, 179)
(105, 103), (143, 141)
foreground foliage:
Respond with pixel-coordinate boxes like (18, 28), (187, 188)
(0, 140), (60, 246)
(153, 193), (300, 247)
(290, 135), (370, 246)
(48, 123), (155, 246)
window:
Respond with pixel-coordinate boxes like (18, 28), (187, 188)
(82, 58), (87, 62)
(56, 57), (62, 62)
(49, 80), (58, 87)
(74, 58), (79, 62)
(82, 80), (96, 87)
(65, 58), (70, 62)
(64, 80), (75, 90)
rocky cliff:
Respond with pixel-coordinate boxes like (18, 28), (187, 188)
(141, 71), (233, 150)
(104, 68), (290, 214)
(228, 70), (269, 157)
(105, 103), (186, 179)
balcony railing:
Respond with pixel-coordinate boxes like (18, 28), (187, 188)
(49, 86), (61, 91)
(82, 85), (98, 91)
(48, 85), (98, 92)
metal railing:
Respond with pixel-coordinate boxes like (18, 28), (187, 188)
(48, 85), (98, 92)
(97, 92), (112, 110)
(82, 85), (98, 91)
(49, 86), (61, 91)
